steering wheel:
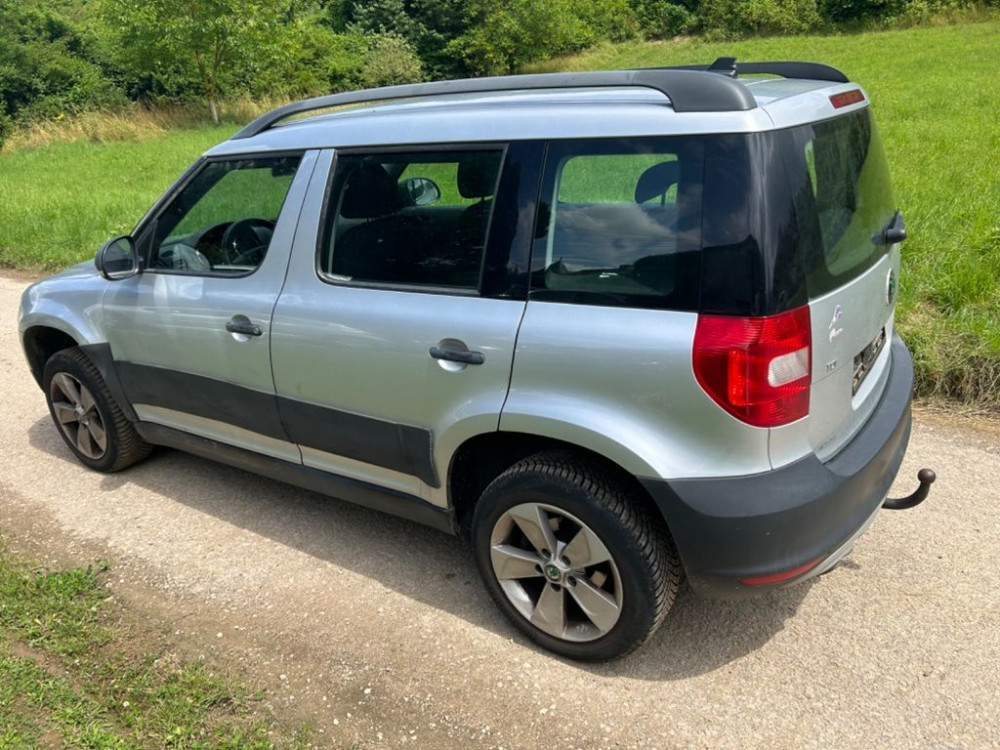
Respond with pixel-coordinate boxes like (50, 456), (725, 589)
(155, 243), (212, 272)
(220, 218), (275, 266)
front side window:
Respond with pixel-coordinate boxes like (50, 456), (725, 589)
(320, 149), (503, 290)
(531, 138), (704, 310)
(150, 156), (301, 275)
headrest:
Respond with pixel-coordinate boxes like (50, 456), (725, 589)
(635, 160), (680, 204)
(340, 163), (401, 219)
(457, 154), (500, 199)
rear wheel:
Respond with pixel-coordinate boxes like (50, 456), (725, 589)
(43, 348), (151, 472)
(471, 451), (681, 661)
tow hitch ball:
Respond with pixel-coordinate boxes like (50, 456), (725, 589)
(883, 468), (936, 510)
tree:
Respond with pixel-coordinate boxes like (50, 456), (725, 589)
(100, 0), (284, 124)
(449, 0), (592, 76)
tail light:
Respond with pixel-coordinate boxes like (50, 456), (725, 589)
(693, 306), (811, 428)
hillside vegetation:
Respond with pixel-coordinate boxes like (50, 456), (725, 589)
(2, 0), (996, 144)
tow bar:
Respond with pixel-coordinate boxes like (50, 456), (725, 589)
(883, 468), (936, 510)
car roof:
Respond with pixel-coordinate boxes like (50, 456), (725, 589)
(206, 64), (870, 158)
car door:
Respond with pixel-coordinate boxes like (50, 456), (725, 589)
(101, 151), (317, 462)
(269, 144), (540, 504)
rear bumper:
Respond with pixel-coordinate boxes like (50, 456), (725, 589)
(642, 333), (914, 598)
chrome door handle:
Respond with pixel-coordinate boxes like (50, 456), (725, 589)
(429, 346), (484, 365)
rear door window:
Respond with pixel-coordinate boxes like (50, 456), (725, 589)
(319, 149), (503, 291)
(530, 138), (703, 310)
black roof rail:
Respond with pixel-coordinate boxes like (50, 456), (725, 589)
(230, 59), (850, 141)
(680, 57), (849, 83)
(230, 68), (757, 141)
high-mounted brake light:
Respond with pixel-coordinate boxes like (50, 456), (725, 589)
(693, 306), (812, 428)
(830, 89), (865, 109)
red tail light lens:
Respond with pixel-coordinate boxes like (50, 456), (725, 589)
(693, 306), (812, 428)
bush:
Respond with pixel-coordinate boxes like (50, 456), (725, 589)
(699, 0), (822, 35)
(637, 0), (697, 38)
(817, 0), (905, 22)
(0, 110), (12, 152)
(359, 34), (425, 88)
(576, 0), (643, 42)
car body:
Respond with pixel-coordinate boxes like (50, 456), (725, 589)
(19, 60), (928, 660)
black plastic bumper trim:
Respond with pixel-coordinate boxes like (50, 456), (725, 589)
(642, 333), (914, 598)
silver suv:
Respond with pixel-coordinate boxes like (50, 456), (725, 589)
(19, 59), (933, 660)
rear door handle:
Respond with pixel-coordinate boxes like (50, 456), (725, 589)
(429, 346), (484, 365)
(226, 318), (263, 337)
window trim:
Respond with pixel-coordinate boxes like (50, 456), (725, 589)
(135, 150), (307, 280)
(314, 142), (510, 297)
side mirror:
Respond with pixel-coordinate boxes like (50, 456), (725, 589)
(95, 235), (141, 280)
(398, 177), (441, 207)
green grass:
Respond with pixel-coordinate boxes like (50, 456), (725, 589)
(1, 21), (998, 404)
(0, 548), (312, 749)
(0, 126), (238, 270)
(531, 20), (1000, 404)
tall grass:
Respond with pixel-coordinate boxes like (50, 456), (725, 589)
(529, 20), (1000, 405)
(4, 97), (287, 152)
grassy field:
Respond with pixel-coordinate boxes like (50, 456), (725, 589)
(0, 127), (239, 270)
(0, 547), (311, 748)
(530, 20), (1000, 404)
(0, 20), (998, 404)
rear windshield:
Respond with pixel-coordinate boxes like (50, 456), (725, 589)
(789, 108), (895, 297)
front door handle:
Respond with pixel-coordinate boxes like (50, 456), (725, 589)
(226, 318), (262, 337)
(429, 345), (484, 365)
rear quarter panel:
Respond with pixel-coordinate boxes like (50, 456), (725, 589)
(501, 302), (773, 480)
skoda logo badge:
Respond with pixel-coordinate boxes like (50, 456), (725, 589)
(886, 269), (897, 306)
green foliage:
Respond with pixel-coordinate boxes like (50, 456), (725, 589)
(698, 0), (822, 35)
(98, 0), (286, 123)
(576, 0), (643, 42)
(249, 19), (368, 97)
(360, 34), (426, 87)
(818, 0), (905, 22)
(450, 0), (596, 75)
(0, 0), (124, 136)
(636, 0), (698, 38)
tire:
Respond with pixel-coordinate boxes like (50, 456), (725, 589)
(471, 451), (681, 661)
(42, 347), (151, 473)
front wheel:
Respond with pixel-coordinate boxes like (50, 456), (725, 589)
(471, 452), (681, 661)
(43, 348), (151, 473)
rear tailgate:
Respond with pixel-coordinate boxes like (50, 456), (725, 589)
(796, 106), (900, 460)
(808, 248), (899, 460)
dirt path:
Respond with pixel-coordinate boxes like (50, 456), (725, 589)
(3, 275), (999, 749)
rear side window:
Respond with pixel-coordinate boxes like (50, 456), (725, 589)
(319, 149), (503, 290)
(530, 138), (704, 310)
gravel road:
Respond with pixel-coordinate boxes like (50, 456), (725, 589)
(2, 274), (999, 749)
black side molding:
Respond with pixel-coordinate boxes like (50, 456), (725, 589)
(135, 422), (457, 535)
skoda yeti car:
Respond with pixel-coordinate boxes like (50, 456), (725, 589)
(19, 59), (932, 660)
